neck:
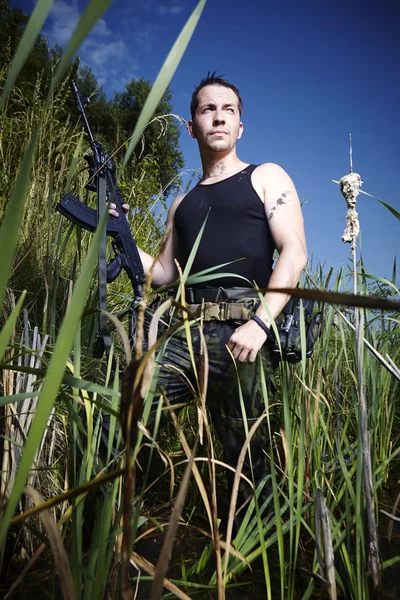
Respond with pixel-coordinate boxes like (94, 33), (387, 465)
(199, 148), (246, 182)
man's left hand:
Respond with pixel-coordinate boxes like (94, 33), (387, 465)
(109, 202), (129, 218)
(227, 320), (268, 364)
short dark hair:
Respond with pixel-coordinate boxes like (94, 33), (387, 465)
(190, 71), (243, 120)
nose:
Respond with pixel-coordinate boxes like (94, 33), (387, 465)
(213, 109), (225, 125)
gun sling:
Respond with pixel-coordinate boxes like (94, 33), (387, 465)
(94, 174), (112, 357)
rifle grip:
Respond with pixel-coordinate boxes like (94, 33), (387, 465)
(107, 254), (123, 283)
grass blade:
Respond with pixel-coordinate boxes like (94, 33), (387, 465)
(265, 287), (400, 311)
(49, 0), (116, 95)
(333, 180), (400, 221)
(0, 291), (26, 361)
(0, 0), (53, 111)
(150, 438), (198, 600)
(24, 487), (75, 600)
(359, 190), (400, 222)
(392, 257), (397, 291)
(0, 209), (108, 545)
(358, 271), (399, 295)
(122, 0), (207, 168)
(0, 130), (38, 310)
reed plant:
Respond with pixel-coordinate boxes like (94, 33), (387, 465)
(1, 0), (400, 598)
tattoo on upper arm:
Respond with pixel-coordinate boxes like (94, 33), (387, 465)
(267, 191), (292, 221)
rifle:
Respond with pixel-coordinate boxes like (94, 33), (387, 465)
(57, 80), (145, 357)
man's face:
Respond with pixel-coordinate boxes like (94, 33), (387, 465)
(188, 84), (243, 153)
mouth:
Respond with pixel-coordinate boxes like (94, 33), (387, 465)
(210, 131), (228, 136)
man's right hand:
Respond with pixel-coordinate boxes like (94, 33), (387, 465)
(227, 319), (268, 364)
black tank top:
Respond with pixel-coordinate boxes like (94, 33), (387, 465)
(173, 164), (275, 288)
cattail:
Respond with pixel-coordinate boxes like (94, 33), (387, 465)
(339, 172), (362, 247)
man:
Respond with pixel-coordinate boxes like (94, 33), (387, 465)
(111, 73), (307, 521)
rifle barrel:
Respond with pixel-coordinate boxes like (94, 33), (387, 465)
(71, 80), (97, 150)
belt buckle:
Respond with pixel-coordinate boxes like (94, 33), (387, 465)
(203, 302), (220, 320)
(219, 301), (228, 321)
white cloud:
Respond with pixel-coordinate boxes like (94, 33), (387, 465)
(155, 4), (185, 16)
(134, 0), (185, 17)
(40, 0), (188, 94)
(44, 0), (80, 46)
(82, 38), (140, 90)
(44, 0), (113, 46)
(43, 0), (140, 93)
(83, 39), (126, 71)
(92, 18), (112, 38)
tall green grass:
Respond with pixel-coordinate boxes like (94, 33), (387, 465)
(1, 0), (400, 597)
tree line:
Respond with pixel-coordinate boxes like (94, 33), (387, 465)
(0, 0), (185, 196)
(0, 0), (187, 327)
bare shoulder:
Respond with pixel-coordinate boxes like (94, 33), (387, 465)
(251, 162), (303, 232)
(254, 162), (287, 174)
(166, 193), (187, 224)
(171, 193), (187, 210)
(251, 163), (299, 212)
(252, 162), (295, 190)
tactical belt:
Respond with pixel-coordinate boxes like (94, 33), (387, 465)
(189, 301), (259, 321)
(185, 286), (258, 303)
(184, 288), (259, 322)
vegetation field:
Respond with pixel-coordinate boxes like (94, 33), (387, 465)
(1, 1), (399, 598)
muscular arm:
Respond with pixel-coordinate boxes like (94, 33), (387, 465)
(228, 163), (307, 363)
(110, 194), (184, 288)
(255, 163), (307, 323)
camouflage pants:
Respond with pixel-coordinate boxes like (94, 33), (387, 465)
(152, 312), (276, 516)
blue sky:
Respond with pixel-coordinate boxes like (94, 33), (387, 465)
(12, 0), (400, 285)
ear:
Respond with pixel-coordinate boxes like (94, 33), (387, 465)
(237, 121), (244, 140)
(188, 120), (196, 139)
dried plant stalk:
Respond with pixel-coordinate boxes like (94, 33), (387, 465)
(340, 147), (381, 591)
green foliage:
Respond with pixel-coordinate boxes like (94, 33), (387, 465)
(114, 78), (184, 194)
(0, 17), (185, 329)
(0, 0), (56, 103)
(0, 0), (186, 329)
(0, 1), (208, 596)
(1, 0), (400, 597)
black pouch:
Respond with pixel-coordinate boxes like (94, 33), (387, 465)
(269, 297), (322, 363)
